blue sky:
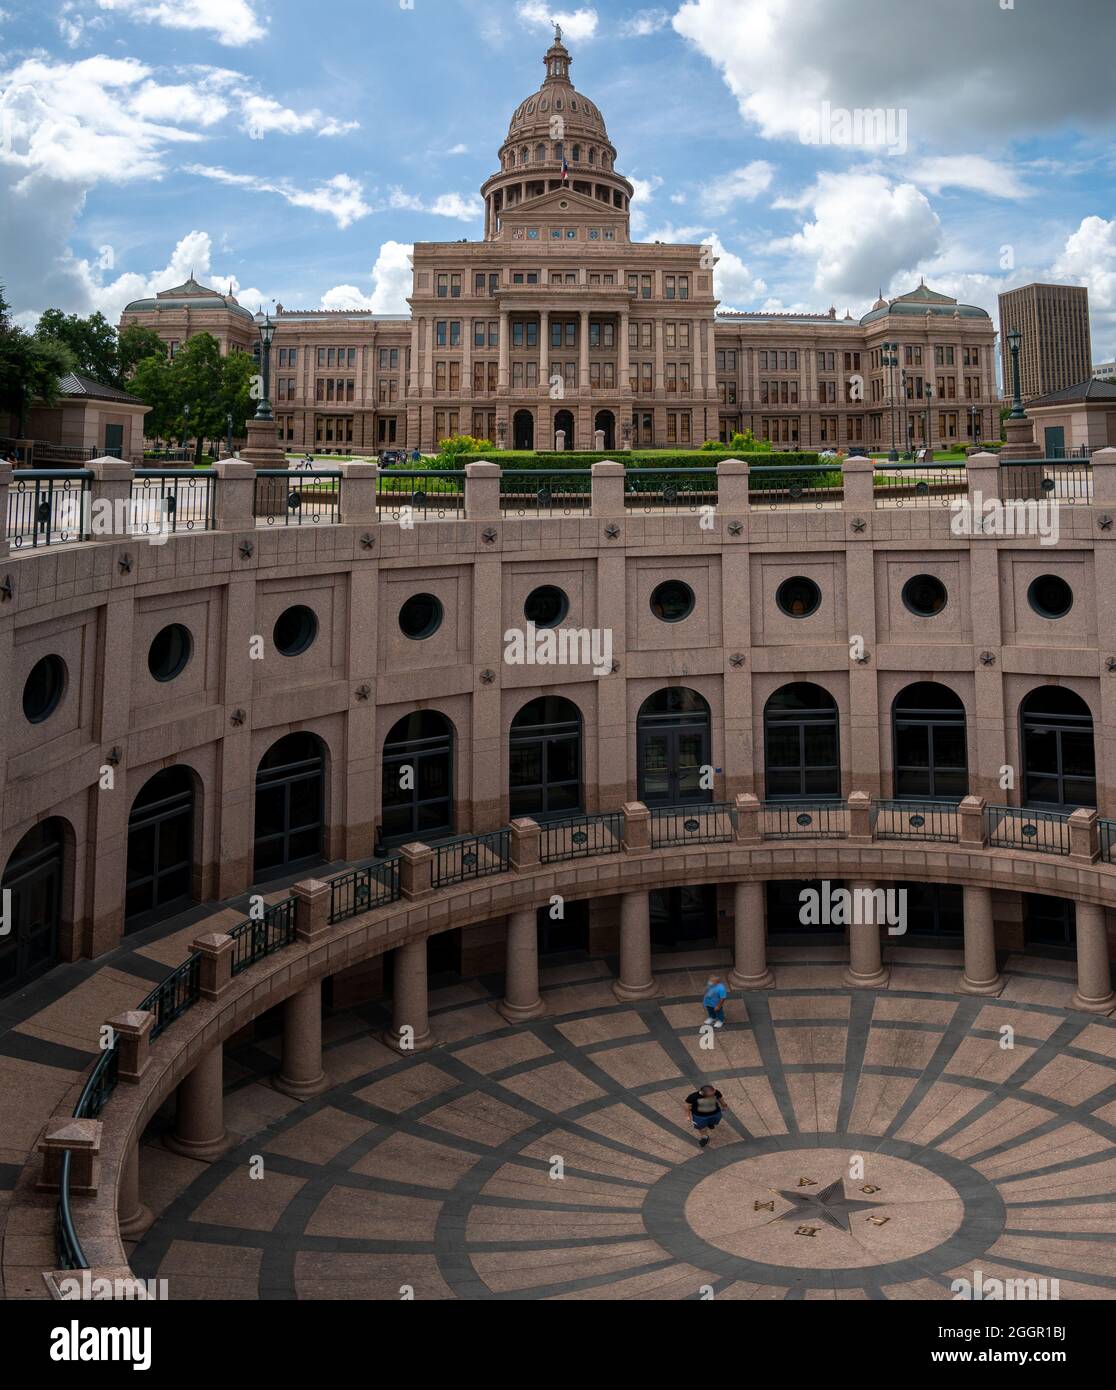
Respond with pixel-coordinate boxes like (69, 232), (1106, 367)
(2, 0), (1115, 361)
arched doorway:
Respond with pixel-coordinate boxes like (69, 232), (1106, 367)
(636, 688), (712, 805)
(892, 682), (968, 800)
(1021, 687), (1096, 809)
(513, 409), (534, 450)
(254, 733), (326, 880)
(764, 682), (840, 800)
(381, 711), (454, 847)
(125, 767), (195, 930)
(1, 819), (66, 997)
(554, 409), (575, 450)
(509, 697), (582, 820)
(594, 410), (615, 450)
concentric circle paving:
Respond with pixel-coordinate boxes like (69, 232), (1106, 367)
(130, 964), (1116, 1301)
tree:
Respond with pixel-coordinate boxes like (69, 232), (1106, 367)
(35, 309), (119, 386)
(0, 287), (75, 437)
(128, 353), (176, 442)
(218, 349), (256, 446)
(168, 334), (226, 463)
(118, 324), (167, 384)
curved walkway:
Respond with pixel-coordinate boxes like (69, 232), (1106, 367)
(127, 946), (1116, 1301)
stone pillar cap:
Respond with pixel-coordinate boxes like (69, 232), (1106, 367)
(212, 460), (256, 478)
(399, 841), (434, 861)
(623, 800), (651, 817)
(465, 460), (501, 475)
(716, 458), (749, 475)
(591, 460), (624, 474)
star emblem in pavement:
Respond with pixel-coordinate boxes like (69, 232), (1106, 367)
(771, 1178), (883, 1233)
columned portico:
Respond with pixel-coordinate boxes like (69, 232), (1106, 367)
(499, 907), (545, 1021)
(163, 1044), (230, 1162)
(613, 890), (658, 1000)
(1071, 902), (1116, 1014)
(274, 980), (329, 1098)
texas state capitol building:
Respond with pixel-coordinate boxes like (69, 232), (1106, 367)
(120, 31), (998, 455)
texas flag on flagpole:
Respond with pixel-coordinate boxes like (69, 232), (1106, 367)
(561, 155), (569, 184)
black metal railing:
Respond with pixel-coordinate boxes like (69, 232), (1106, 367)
(999, 459), (1092, 506)
(130, 469), (216, 535)
(624, 468), (717, 513)
(377, 470), (465, 519)
(254, 470), (342, 525)
(650, 802), (736, 847)
(760, 800), (848, 838)
(540, 811), (625, 862)
(229, 897), (297, 975)
(873, 461), (968, 509)
(1101, 820), (1116, 865)
(985, 804), (1072, 855)
(6, 469), (92, 548)
(432, 829), (511, 887)
(329, 858), (401, 923)
(139, 953), (202, 1038)
(871, 799), (961, 842)
(748, 464), (842, 509)
(500, 470), (592, 517)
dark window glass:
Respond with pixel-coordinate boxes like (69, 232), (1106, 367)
(650, 580), (695, 623)
(776, 576), (821, 618)
(274, 606), (318, 656)
(148, 624), (192, 682)
(399, 593), (444, 640)
(1027, 575), (1073, 618)
(901, 574), (947, 616)
(524, 585), (569, 629)
(23, 655), (66, 724)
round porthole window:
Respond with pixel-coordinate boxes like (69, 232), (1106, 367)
(524, 585), (569, 629)
(776, 576), (822, 618)
(649, 580), (695, 623)
(1027, 575), (1073, 619)
(23, 654), (66, 724)
(273, 606), (318, 656)
(901, 574), (948, 616)
(148, 624), (192, 682)
(399, 593), (444, 640)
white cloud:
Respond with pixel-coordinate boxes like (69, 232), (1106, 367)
(94, 0), (266, 46)
(1053, 215), (1116, 357)
(699, 160), (774, 215)
(641, 224), (766, 306)
(185, 166), (373, 228)
(906, 155), (1030, 200)
(321, 241), (414, 314)
(628, 173), (663, 232)
(619, 8), (670, 36)
(389, 186), (483, 220)
(516, 3), (599, 42)
(771, 171), (943, 301)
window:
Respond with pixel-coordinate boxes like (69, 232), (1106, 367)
(23, 655), (66, 723)
(148, 624), (192, 681)
(273, 607), (318, 657)
(399, 594), (444, 640)
(1027, 575), (1073, 619)
(902, 574), (948, 616)
(650, 581), (695, 623)
(776, 576), (821, 618)
(524, 586), (569, 628)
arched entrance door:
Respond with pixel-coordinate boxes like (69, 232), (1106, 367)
(254, 733), (326, 880)
(125, 767), (195, 930)
(637, 688), (712, 805)
(892, 682), (968, 800)
(554, 409), (575, 450)
(764, 682), (840, 800)
(594, 410), (615, 450)
(509, 697), (582, 820)
(1021, 687), (1096, 809)
(513, 409), (534, 450)
(1, 820), (65, 997)
(381, 711), (454, 847)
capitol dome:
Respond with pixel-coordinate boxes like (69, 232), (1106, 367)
(505, 31), (609, 142)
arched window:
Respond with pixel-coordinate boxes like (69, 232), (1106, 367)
(1021, 687), (1095, 809)
(510, 697), (582, 820)
(764, 683), (840, 800)
(636, 688), (711, 806)
(521, 146), (529, 164)
(254, 733), (326, 880)
(381, 711), (454, 847)
(588, 147), (597, 165)
(892, 682), (968, 800)
(126, 766), (195, 930)
(536, 143), (546, 163)
(508, 150), (515, 167)
(1, 819), (66, 997)
(572, 144), (581, 162)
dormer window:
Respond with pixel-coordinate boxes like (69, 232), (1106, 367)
(540, 98), (549, 111)
(555, 98), (562, 110)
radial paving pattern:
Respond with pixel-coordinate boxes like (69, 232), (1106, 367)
(131, 954), (1116, 1300)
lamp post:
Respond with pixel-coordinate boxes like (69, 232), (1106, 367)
(1007, 327), (1025, 420)
(226, 411), (234, 458)
(181, 400), (190, 452)
(882, 341), (900, 460)
(970, 403), (979, 448)
(923, 381), (934, 454)
(253, 309), (276, 421)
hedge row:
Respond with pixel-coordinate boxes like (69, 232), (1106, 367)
(447, 450), (821, 470)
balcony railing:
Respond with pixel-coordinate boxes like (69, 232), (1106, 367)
(6, 469), (92, 548)
(329, 858), (401, 923)
(651, 802), (736, 847)
(130, 469), (216, 534)
(999, 459), (1093, 506)
(254, 470), (342, 526)
(873, 461), (967, 509)
(871, 799), (961, 842)
(229, 897), (296, 975)
(748, 464), (842, 510)
(432, 829), (511, 887)
(138, 953), (201, 1039)
(540, 811), (624, 862)
(985, 804), (1072, 855)
(500, 470), (592, 517)
(377, 470), (465, 520)
(1101, 819), (1116, 865)
(624, 468), (718, 513)
(760, 800), (848, 839)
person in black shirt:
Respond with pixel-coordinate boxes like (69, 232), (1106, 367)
(684, 1084), (727, 1147)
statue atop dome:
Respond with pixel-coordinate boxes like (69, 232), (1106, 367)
(554, 20), (562, 43)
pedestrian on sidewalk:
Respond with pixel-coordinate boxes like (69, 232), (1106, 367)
(702, 974), (727, 1028)
(684, 1084), (727, 1148)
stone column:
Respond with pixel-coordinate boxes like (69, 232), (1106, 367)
(960, 885), (1004, 996)
(461, 313), (473, 403)
(730, 881), (773, 988)
(385, 938), (435, 1053)
(163, 1045), (230, 1162)
(422, 316), (434, 394)
(579, 309), (591, 392)
(654, 318), (665, 393)
(117, 1141), (152, 1240)
(612, 890), (658, 1000)
(499, 907), (545, 1022)
(275, 980), (329, 1098)
(692, 318), (705, 396)
(843, 880), (890, 988)
(498, 310), (511, 392)
(409, 319), (421, 395)
(539, 309), (549, 395)
(1071, 902), (1116, 1014)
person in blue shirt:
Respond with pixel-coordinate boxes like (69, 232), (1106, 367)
(703, 975), (727, 1028)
